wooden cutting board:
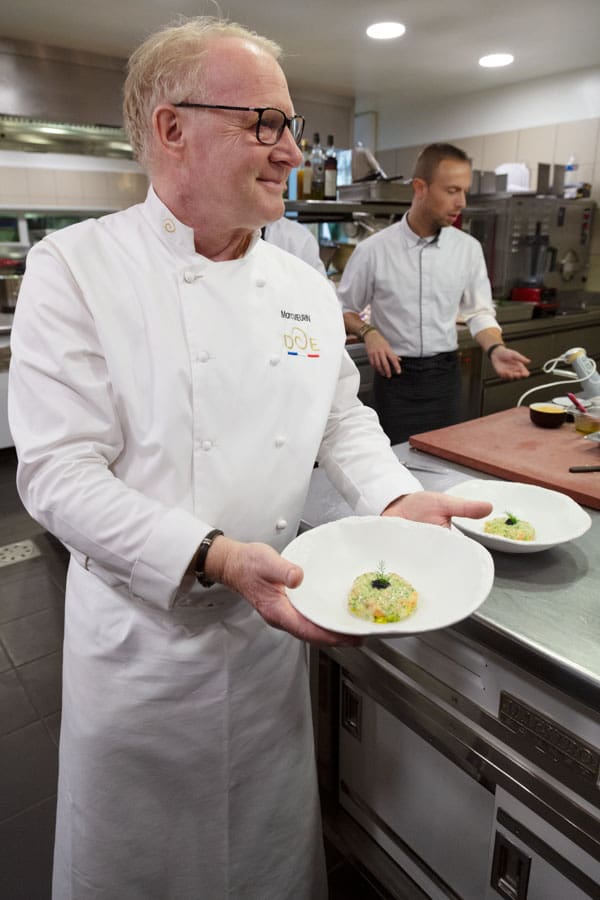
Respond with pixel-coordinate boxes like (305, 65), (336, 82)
(409, 407), (600, 509)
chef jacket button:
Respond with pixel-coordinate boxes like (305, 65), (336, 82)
(201, 440), (212, 451)
(269, 355), (280, 366)
(197, 350), (209, 363)
(256, 278), (266, 288)
(183, 270), (195, 283)
(274, 435), (286, 448)
(275, 518), (287, 531)
(163, 219), (176, 233)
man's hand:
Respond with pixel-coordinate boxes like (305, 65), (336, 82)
(204, 536), (361, 646)
(489, 345), (530, 380)
(364, 329), (402, 378)
(382, 490), (492, 527)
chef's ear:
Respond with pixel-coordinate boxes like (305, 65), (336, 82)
(153, 105), (185, 159)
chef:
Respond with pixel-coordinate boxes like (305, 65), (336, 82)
(8, 17), (492, 900)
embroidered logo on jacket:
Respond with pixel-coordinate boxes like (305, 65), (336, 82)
(281, 310), (320, 358)
(283, 326), (320, 358)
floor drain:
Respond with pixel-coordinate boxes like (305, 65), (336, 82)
(0, 540), (42, 568)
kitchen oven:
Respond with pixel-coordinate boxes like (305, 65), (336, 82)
(314, 631), (600, 900)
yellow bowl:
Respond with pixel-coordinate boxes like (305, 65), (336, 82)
(529, 402), (566, 428)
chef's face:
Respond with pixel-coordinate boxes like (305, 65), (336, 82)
(414, 159), (472, 230)
(173, 38), (302, 233)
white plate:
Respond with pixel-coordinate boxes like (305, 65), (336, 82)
(444, 479), (592, 553)
(282, 516), (494, 636)
(585, 431), (600, 445)
(552, 396), (592, 410)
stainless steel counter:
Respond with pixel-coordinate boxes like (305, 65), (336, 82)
(302, 444), (600, 709)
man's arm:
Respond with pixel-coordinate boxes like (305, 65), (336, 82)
(197, 534), (362, 645)
(343, 310), (401, 378)
(338, 242), (402, 378)
(459, 241), (530, 381)
(474, 326), (531, 380)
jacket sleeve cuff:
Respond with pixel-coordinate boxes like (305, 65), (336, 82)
(130, 507), (214, 610)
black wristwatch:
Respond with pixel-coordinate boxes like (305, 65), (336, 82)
(194, 529), (224, 588)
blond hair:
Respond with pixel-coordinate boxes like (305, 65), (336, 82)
(123, 16), (282, 169)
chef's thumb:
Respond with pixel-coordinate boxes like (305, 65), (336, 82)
(284, 564), (304, 589)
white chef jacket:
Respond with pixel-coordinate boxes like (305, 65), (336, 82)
(263, 215), (327, 276)
(8, 187), (421, 900)
(338, 214), (500, 357)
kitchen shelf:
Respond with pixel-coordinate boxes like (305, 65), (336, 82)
(285, 199), (409, 222)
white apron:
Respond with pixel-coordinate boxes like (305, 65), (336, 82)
(54, 563), (326, 899)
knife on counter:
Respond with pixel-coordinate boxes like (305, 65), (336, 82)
(400, 460), (450, 474)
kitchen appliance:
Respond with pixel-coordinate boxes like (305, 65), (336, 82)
(516, 347), (600, 411)
(461, 194), (595, 303)
(338, 180), (413, 203)
(339, 145), (413, 203)
(327, 642), (600, 900)
(562, 347), (600, 400)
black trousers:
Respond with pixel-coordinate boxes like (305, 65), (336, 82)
(373, 351), (461, 445)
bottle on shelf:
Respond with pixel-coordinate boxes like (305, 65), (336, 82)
(310, 133), (325, 200)
(564, 154), (578, 198)
(296, 139), (309, 200)
(301, 155), (313, 199)
(324, 134), (338, 200)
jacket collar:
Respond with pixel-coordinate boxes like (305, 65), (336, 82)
(141, 186), (261, 259)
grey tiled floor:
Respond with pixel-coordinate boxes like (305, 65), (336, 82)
(0, 448), (66, 900)
(0, 447), (390, 900)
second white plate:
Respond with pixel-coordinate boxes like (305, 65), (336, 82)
(444, 479), (592, 553)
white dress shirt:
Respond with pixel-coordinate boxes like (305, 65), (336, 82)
(338, 214), (500, 357)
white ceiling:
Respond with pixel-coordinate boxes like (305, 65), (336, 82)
(3, 0), (600, 109)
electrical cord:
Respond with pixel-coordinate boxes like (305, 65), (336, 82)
(516, 354), (598, 407)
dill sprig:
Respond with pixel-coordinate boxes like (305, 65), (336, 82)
(371, 560), (391, 590)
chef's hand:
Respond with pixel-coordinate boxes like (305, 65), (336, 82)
(364, 329), (402, 378)
(490, 345), (530, 380)
(203, 535), (362, 647)
(382, 490), (492, 527)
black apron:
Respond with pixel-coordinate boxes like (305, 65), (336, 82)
(373, 350), (461, 445)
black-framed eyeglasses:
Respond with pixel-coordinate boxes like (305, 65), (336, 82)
(172, 103), (305, 146)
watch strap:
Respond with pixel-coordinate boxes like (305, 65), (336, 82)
(194, 529), (224, 588)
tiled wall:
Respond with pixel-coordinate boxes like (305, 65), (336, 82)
(0, 155), (149, 212)
(376, 116), (600, 291)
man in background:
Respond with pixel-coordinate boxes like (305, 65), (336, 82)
(339, 142), (530, 444)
